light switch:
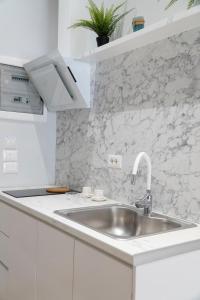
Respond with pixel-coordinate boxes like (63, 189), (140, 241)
(4, 137), (17, 148)
(3, 162), (18, 174)
(3, 150), (18, 162)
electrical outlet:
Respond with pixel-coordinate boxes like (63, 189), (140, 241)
(108, 155), (122, 169)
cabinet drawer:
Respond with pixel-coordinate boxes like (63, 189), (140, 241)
(0, 201), (10, 236)
(0, 232), (9, 268)
(0, 262), (8, 300)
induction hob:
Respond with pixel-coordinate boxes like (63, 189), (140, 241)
(3, 188), (80, 198)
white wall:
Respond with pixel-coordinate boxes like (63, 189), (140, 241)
(0, 0), (58, 61)
(59, 0), (117, 57)
(133, 0), (188, 24)
(58, 0), (95, 57)
(0, 114), (56, 188)
(0, 0), (58, 188)
(123, 0), (189, 35)
(59, 0), (191, 57)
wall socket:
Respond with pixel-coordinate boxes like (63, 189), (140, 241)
(108, 155), (122, 169)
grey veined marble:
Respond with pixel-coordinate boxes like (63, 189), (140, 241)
(56, 26), (200, 223)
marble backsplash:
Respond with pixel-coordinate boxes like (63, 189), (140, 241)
(56, 26), (200, 223)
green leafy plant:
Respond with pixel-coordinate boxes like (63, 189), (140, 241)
(166, 0), (199, 9)
(69, 0), (133, 38)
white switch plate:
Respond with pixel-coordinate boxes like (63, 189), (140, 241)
(3, 162), (18, 174)
(108, 155), (122, 169)
(4, 137), (17, 148)
(3, 150), (18, 162)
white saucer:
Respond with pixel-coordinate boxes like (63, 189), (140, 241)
(81, 193), (93, 198)
(92, 196), (107, 202)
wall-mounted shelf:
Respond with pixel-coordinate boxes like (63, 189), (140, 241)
(78, 6), (200, 63)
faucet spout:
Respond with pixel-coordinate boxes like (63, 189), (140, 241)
(131, 152), (152, 215)
(132, 152), (151, 191)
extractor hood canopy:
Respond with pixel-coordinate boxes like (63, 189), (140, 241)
(24, 50), (90, 112)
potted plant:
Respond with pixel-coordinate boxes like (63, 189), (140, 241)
(69, 0), (133, 47)
(166, 0), (200, 9)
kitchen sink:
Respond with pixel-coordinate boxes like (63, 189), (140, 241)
(55, 204), (196, 240)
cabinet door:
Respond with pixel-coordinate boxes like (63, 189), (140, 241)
(73, 240), (133, 300)
(0, 262), (8, 300)
(0, 232), (9, 268)
(0, 201), (11, 236)
(37, 221), (74, 300)
(8, 208), (37, 300)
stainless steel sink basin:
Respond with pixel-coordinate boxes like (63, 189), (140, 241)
(55, 204), (195, 240)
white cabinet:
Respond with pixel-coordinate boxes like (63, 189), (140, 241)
(0, 232), (9, 268)
(0, 201), (10, 300)
(0, 201), (10, 236)
(135, 250), (200, 300)
(37, 221), (74, 300)
(73, 240), (133, 300)
(0, 262), (8, 300)
(0, 200), (134, 300)
(0, 201), (74, 300)
(7, 207), (37, 300)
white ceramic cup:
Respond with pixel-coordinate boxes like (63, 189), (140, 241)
(94, 189), (104, 199)
(82, 186), (92, 196)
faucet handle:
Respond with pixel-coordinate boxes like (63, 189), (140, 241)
(135, 190), (152, 215)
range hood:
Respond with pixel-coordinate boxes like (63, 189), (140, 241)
(24, 50), (90, 112)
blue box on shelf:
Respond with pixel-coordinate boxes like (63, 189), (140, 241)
(132, 16), (145, 32)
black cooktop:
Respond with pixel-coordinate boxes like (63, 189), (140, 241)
(3, 188), (80, 198)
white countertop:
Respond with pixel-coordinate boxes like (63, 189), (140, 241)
(1, 188), (200, 266)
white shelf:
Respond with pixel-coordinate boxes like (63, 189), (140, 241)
(78, 6), (200, 63)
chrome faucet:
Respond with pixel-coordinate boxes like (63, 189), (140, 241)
(131, 152), (152, 215)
